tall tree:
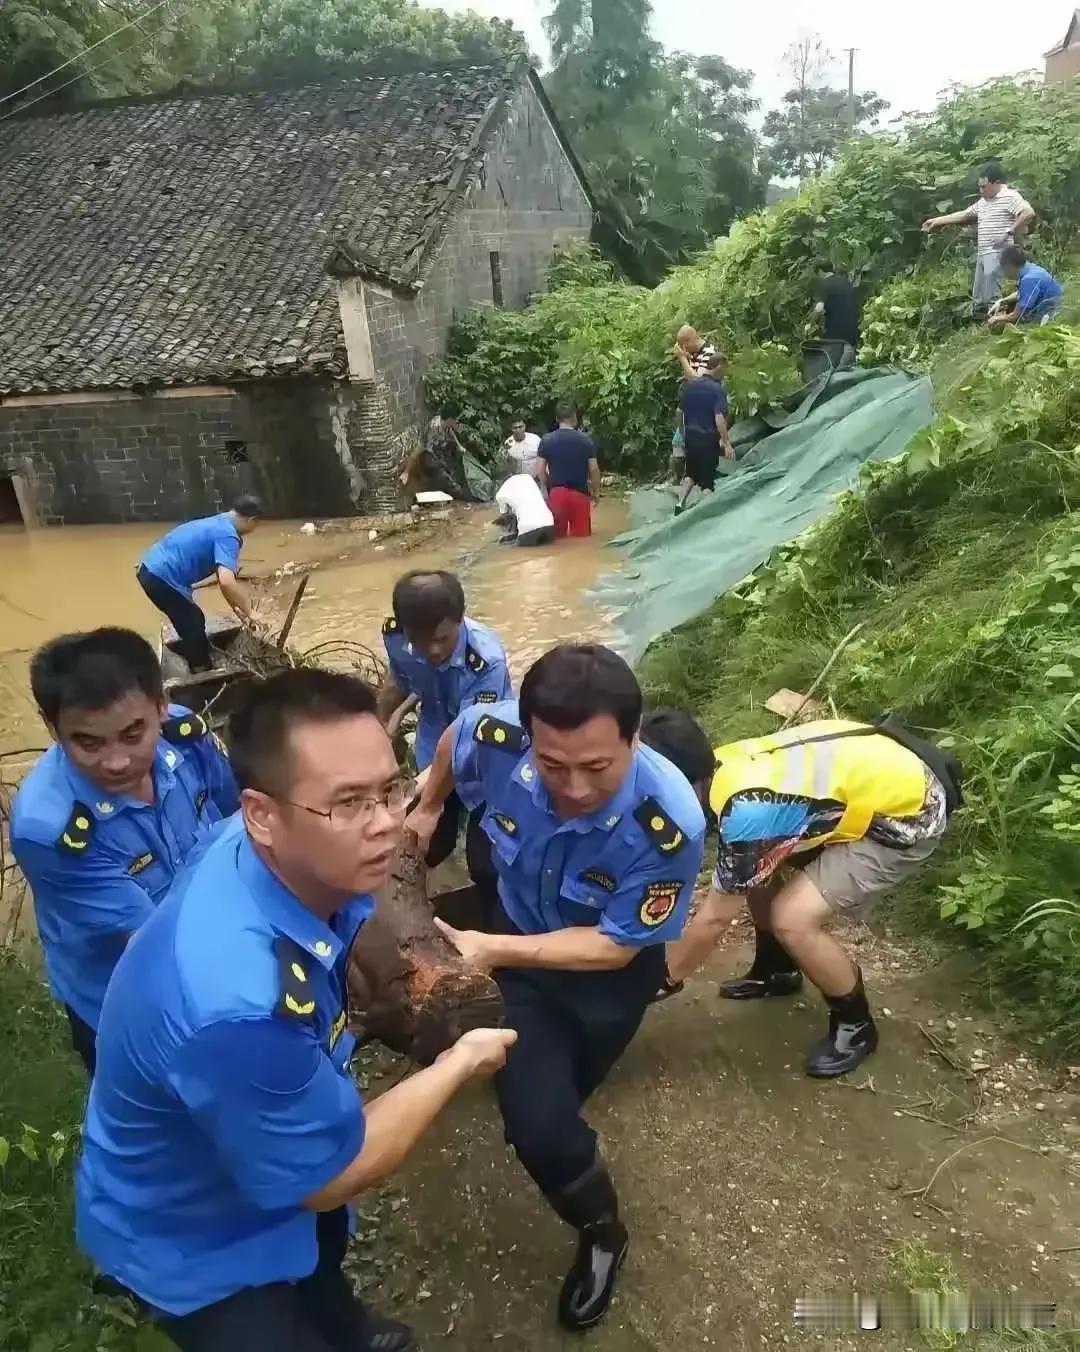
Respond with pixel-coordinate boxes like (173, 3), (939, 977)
(544, 0), (763, 284)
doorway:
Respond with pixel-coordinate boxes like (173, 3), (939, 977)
(0, 475), (23, 525)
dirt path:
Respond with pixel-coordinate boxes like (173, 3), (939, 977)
(349, 923), (1080, 1350)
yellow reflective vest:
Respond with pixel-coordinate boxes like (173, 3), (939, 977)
(709, 719), (929, 849)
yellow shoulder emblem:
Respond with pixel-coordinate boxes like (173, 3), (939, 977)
(162, 713), (210, 745)
(58, 802), (94, 855)
(474, 716), (524, 753)
(274, 937), (317, 1021)
(633, 798), (687, 855)
(382, 615), (400, 636)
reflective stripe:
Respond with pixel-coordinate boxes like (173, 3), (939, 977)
(778, 742), (808, 795)
(811, 742), (834, 799)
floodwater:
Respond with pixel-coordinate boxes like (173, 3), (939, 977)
(0, 500), (628, 755)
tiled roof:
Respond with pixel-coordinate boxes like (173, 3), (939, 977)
(0, 63), (523, 393)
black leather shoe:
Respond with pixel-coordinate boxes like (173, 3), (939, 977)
(557, 1220), (629, 1332)
(719, 970), (803, 1000)
(806, 1014), (878, 1078)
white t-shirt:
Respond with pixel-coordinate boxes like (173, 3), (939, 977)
(496, 474), (554, 535)
(503, 431), (542, 476)
(970, 187), (1032, 255)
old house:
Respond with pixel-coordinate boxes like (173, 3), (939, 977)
(0, 61), (594, 525)
(1045, 9), (1080, 81)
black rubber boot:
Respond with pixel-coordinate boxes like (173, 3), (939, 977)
(805, 968), (878, 1078)
(545, 1161), (629, 1333)
(720, 930), (802, 1000)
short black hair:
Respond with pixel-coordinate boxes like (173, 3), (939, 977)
(438, 404), (459, 421)
(511, 414), (527, 425)
(640, 708), (715, 786)
(554, 400), (577, 423)
(519, 644), (641, 742)
(227, 667), (379, 794)
(1000, 244), (1027, 269)
(232, 493), (263, 518)
(978, 160), (1005, 184)
(706, 352), (728, 375)
(392, 570), (466, 636)
(31, 627), (163, 727)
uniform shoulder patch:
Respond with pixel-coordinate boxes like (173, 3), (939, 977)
(492, 811), (518, 835)
(638, 880), (681, 928)
(128, 851), (155, 876)
(382, 615), (400, 636)
(473, 715), (524, 753)
(580, 867), (617, 894)
(58, 802), (94, 855)
(474, 690), (498, 704)
(273, 936), (317, 1022)
(162, 713), (210, 745)
(465, 645), (488, 674)
(634, 798), (688, 855)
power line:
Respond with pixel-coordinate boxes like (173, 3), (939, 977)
(0, 0), (179, 109)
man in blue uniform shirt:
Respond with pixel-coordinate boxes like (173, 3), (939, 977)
(137, 494), (263, 673)
(379, 569), (512, 875)
(11, 627), (238, 1075)
(77, 668), (515, 1352)
(406, 645), (706, 1331)
(989, 245), (1065, 326)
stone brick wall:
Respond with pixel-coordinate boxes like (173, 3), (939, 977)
(0, 378), (368, 524)
(365, 78), (593, 436)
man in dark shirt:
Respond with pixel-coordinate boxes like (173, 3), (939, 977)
(813, 262), (861, 351)
(537, 403), (601, 539)
(676, 353), (732, 510)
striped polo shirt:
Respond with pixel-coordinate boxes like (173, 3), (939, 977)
(972, 187), (1031, 256)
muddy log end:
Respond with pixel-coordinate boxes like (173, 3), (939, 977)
(348, 845), (504, 1066)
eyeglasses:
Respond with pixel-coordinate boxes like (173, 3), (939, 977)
(281, 778), (417, 830)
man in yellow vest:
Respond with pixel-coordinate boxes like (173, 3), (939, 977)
(663, 718), (956, 1077)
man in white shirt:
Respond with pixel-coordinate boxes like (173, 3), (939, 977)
(922, 160), (1035, 311)
(502, 417), (543, 481)
(494, 473), (556, 548)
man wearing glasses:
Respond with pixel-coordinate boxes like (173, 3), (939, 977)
(76, 668), (515, 1352)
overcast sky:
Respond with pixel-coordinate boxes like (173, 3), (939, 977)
(426, 0), (1070, 122)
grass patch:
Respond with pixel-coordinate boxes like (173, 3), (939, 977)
(889, 1241), (1076, 1349)
(0, 947), (162, 1352)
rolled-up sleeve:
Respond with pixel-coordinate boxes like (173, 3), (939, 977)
(213, 533), (240, 572)
(167, 1018), (365, 1212)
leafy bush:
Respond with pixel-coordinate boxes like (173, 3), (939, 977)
(858, 263), (973, 370)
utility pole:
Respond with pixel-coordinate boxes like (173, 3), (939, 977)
(845, 47), (857, 137)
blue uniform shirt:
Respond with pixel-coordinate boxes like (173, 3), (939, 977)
(679, 376), (729, 436)
(11, 708), (238, 1030)
(450, 701), (706, 945)
(1015, 261), (1064, 321)
(140, 513), (242, 598)
(76, 816), (371, 1316)
(383, 615), (513, 769)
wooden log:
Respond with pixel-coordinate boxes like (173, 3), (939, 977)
(348, 844), (504, 1065)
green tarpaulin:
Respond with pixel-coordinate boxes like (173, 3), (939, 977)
(596, 367), (933, 664)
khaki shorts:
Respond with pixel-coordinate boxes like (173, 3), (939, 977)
(800, 826), (945, 919)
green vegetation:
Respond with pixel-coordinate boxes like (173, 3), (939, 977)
(0, 950), (165, 1351)
(889, 1241), (1074, 1350)
(430, 77), (1080, 472)
(640, 319), (1080, 1051)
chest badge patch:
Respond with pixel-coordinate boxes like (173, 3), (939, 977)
(465, 645), (488, 674)
(474, 716), (524, 753)
(194, 789), (208, 814)
(639, 881), (681, 928)
(634, 798), (686, 854)
(475, 690), (498, 704)
(59, 802), (94, 854)
(128, 851), (156, 876)
(274, 937), (317, 1020)
(580, 868), (617, 894)
(492, 811), (518, 836)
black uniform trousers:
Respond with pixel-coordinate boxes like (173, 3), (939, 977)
(491, 908), (665, 1196)
(137, 565), (212, 672)
(66, 1004), (97, 1077)
(155, 1208), (376, 1352)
